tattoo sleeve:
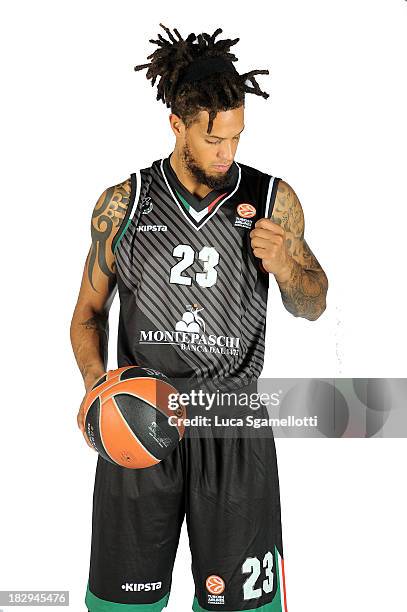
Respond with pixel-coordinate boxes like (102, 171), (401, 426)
(272, 181), (328, 321)
(88, 180), (130, 292)
(70, 179), (131, 389)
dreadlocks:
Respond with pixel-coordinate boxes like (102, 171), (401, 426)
(134, 23), (270, 134)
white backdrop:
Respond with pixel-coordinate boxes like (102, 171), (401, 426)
(1, 1), (406, 611)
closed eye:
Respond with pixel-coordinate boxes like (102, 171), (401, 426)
(205, 136), (240, 145)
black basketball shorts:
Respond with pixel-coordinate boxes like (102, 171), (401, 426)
(84, 400), (288, 612)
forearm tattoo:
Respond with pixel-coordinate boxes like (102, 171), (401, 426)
(277, 253), (327, 320)
(79, 313), (109, 373)
(272, 182), (328, 320)
(88, 180), (130, 291)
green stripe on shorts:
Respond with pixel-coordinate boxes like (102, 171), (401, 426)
(192, 592), (282, 612)
(192, 545), (284, 612)
(85, 584), (170, 611)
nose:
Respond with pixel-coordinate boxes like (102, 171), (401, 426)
(217, 140), (234, 163)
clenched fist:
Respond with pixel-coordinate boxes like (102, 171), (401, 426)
(249, 218), (293, 281)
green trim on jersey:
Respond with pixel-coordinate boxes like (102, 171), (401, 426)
(85, 584), (170, 611)
(113, 217), (132, 254)
(176, 189), (192, 211)
(175, 188), (224, 215)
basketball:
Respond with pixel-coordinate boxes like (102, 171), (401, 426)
(83, 365), (186, 468)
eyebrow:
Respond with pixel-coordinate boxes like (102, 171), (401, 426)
(204, 126), (245, 140)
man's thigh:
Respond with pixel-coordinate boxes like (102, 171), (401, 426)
(85, 440), (185, 611)
(186, 431), (287, 611)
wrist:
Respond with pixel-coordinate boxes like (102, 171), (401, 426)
(274, 257), (295, 284)
(83, 366), (106, 392)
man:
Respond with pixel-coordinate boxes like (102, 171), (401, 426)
(70, 23), (328, 612)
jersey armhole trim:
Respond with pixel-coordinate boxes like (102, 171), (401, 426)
(111, 170), (141, 254)
(264, 176), (281, 218)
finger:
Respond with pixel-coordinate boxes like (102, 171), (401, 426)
(249, 228), (277, 240)
(251, 236), (283, 250)
(252, 247), (267, 259)
(251, 237), (269, 250)
(77, 410), (85, 431)
(252, 233), (284, 247)
(254, 218), (284, 234)
(251, 228), (285, 243)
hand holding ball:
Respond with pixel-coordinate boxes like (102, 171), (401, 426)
(81, 366), (185, 469)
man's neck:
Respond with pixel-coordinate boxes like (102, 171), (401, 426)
(169, 149), (212, 200)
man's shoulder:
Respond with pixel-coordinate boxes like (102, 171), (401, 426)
(94, 176), (131, 211)
(235, 159), (277, 180)
(110, 176), (132, 198)
(236, 161), (295, 202)
(91, 177), (132, 254)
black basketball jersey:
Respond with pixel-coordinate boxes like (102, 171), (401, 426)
(112, 154), (280, 391)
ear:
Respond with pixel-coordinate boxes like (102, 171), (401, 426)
(169, 113), (185, 137)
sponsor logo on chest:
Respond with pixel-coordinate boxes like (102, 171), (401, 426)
(139, 304), (240, 357)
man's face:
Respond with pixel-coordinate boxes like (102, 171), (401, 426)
(175, 105), (245, 190)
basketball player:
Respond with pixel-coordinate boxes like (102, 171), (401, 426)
(70, 24), (328, 612)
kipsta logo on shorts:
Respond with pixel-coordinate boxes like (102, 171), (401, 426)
(235, 202), (256, 229)
(121, 581), (162, 592)
(206, 575), (225, 605)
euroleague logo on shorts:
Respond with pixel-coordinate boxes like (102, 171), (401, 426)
(206, 575), (225, 595)
(236, 203), (256, 218)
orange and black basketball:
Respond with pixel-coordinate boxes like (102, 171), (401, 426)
(83, 365), (185, 469)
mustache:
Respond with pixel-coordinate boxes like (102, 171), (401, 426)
(182, 146), (234, 189)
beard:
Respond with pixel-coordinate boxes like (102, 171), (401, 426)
(181, 140), (235, 190)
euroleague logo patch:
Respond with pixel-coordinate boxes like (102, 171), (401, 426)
(237, 203), (256, 218)
(206, 575), (225, 595)
(206, 575), (225, 605)
(235, 202), (256, 229)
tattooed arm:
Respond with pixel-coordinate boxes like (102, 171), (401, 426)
(250, 179), (328, 321)
(70, 179), (131, 391)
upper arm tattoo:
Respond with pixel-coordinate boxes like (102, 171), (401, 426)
(88, 179), (131, 291)
(272, 180), (324, 272)
(271, 180), (328, 319)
